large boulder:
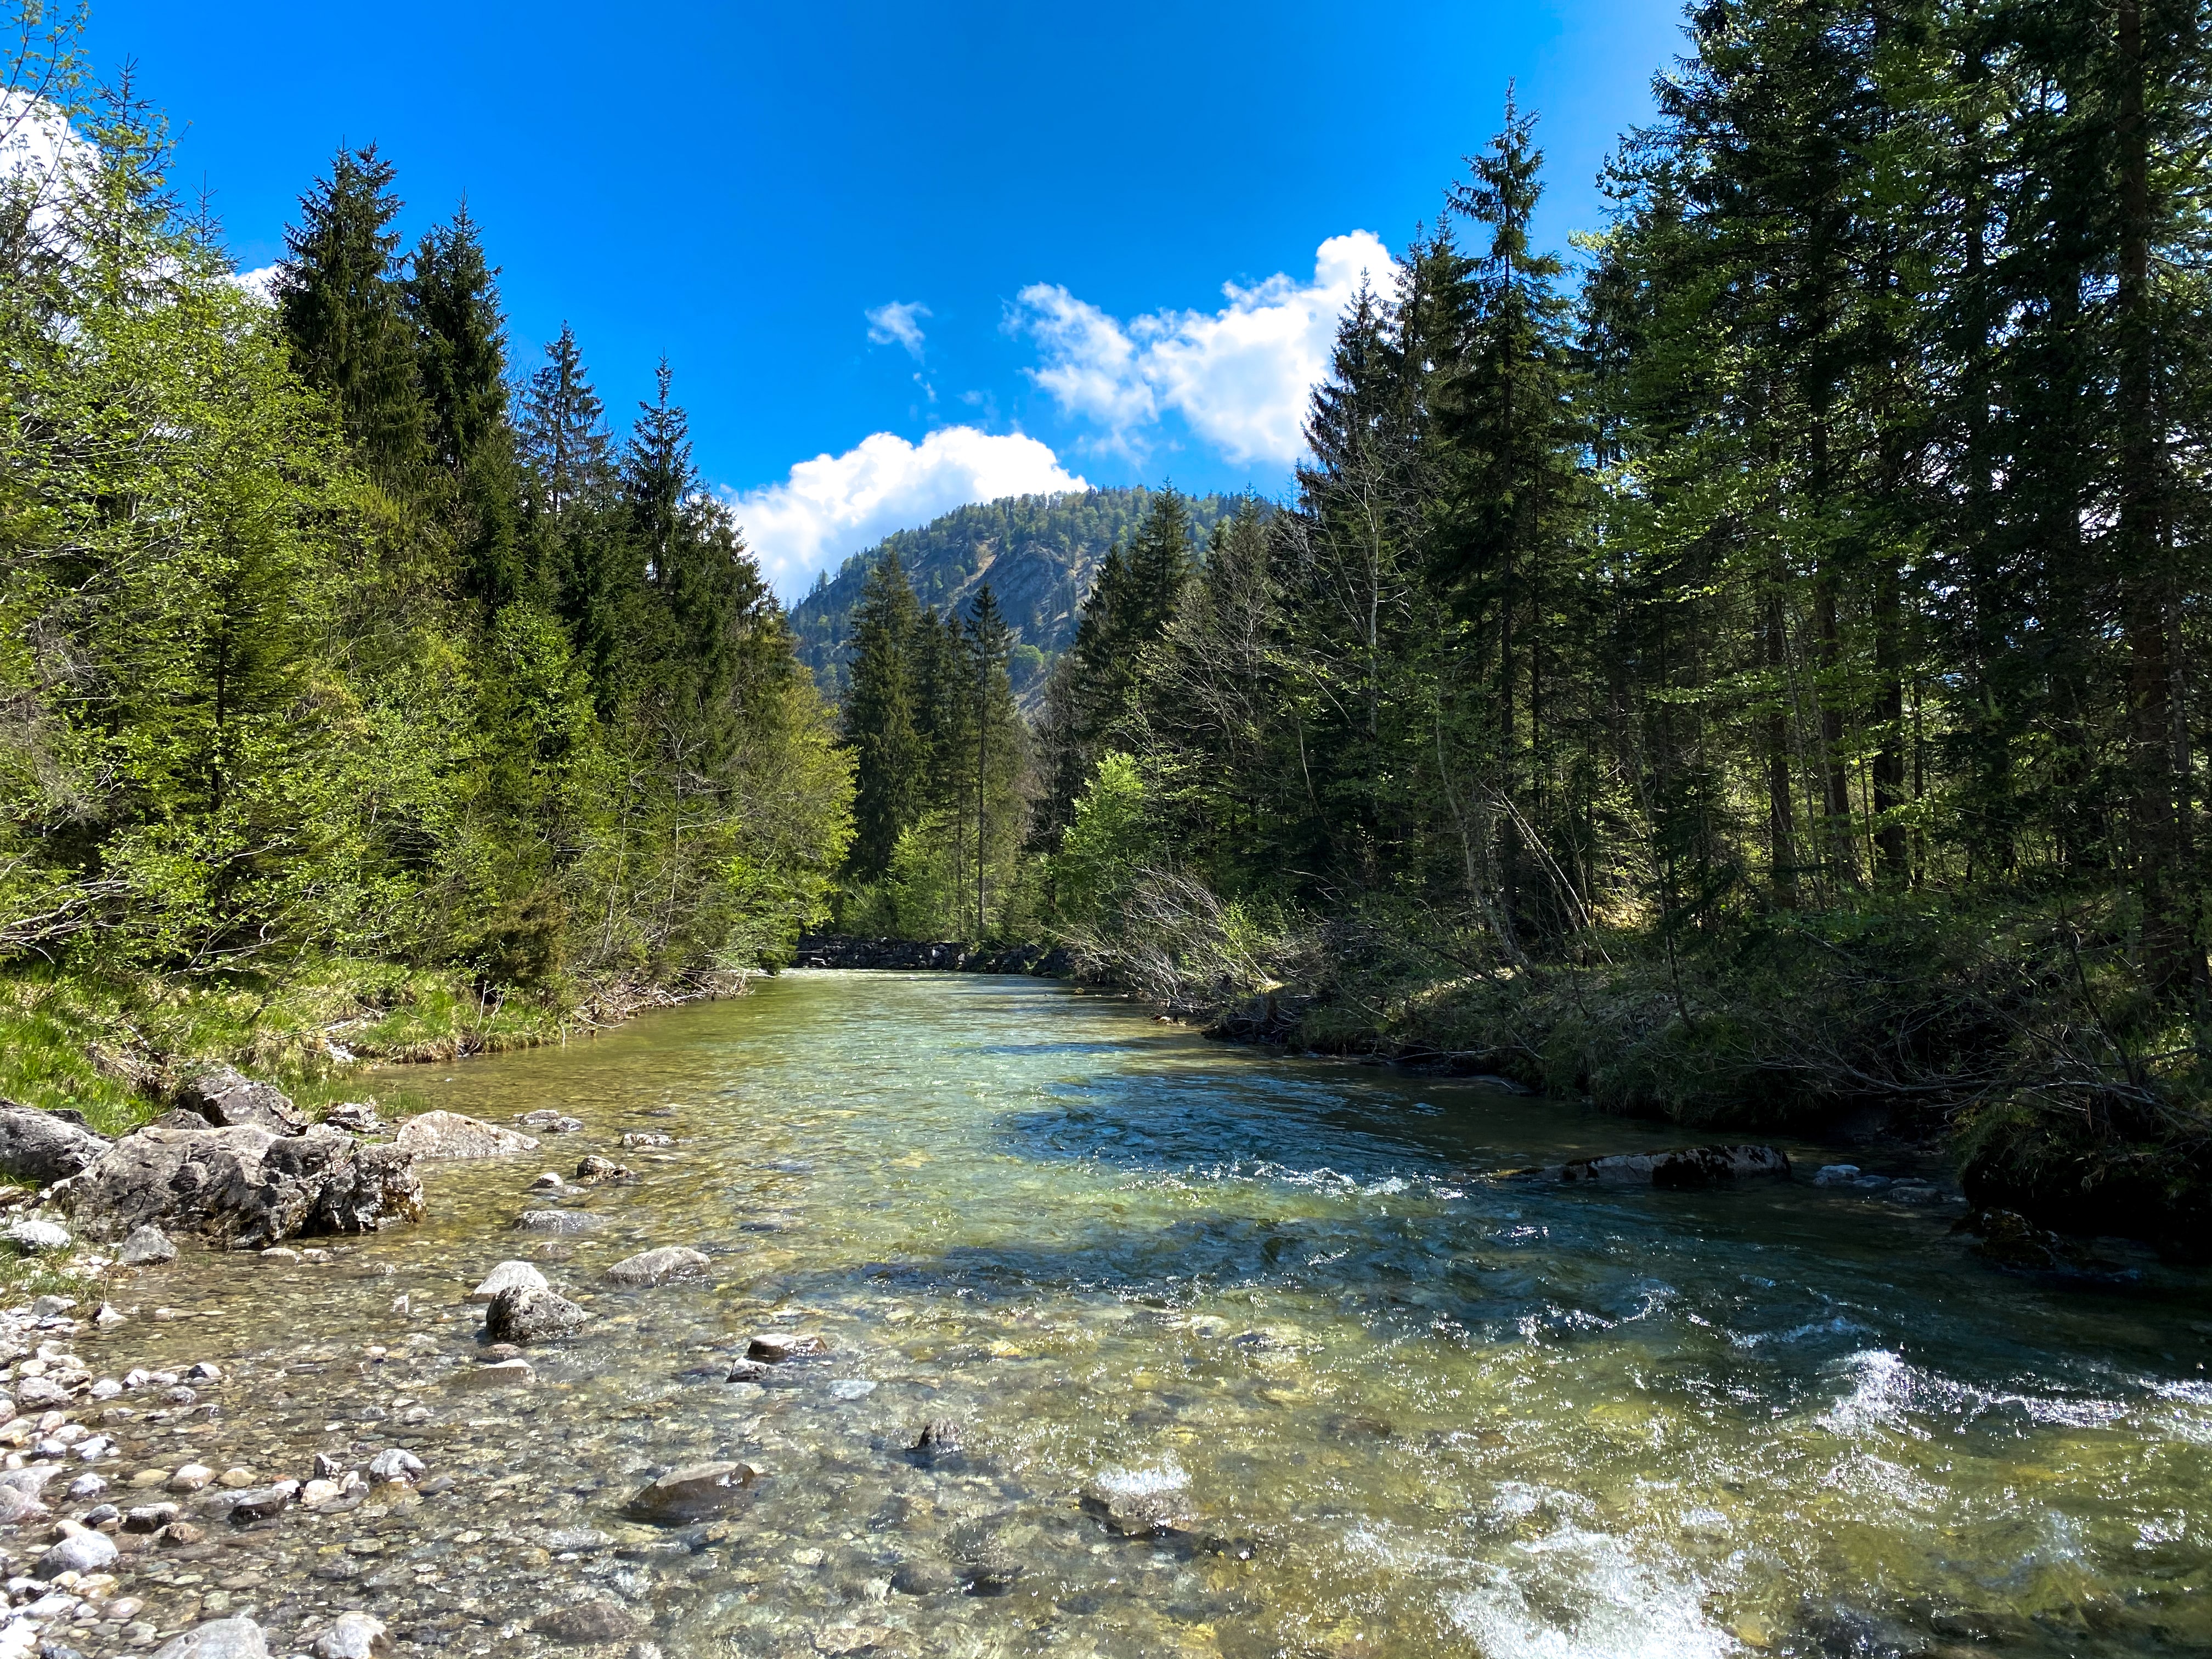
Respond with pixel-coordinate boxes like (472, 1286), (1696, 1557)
(1531, 1144), (1791, 1189)
(174, 1065), (307, 1136)
(55, 1124), (422, 1246)
(393, 1110), (538, 1160)
(0, 1103), (109, 1185)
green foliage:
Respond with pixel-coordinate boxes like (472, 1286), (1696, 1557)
(0, 28), (851, 1029)
(1052, 752), (1149, 926)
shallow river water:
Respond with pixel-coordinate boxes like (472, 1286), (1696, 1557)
(53, 971), (2212, 1658)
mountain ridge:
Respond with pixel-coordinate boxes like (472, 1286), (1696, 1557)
(787, 487), (1241, 706)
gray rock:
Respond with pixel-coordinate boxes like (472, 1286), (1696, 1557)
(453, 1358), (534, 1389)
(517, 1111), (583, 1135)
(746, 1332), (828, 1362)
(7, 1217), (71, 1254)
(117, 1224), (177, 1265)
(0, 1104), (110, 1185)
(27, 1291), (74, 1318)
(365, 1448), (424, 1483)
(909, 1419), (962, 1463)
(1080, 1472), (1194, 1537)
(309, 1612), (387, 1659)
(625, 1461), (760, 1523)
(0, 1484), (42, 1524)
(485, 1284), (590, 1344)
(1812, 1164), (1862, 1187)
(320, 1103), (386, 1137)
(55, 1124), (422, 1245)
(14, 1375), (69, 1409)
(605, 1246), (708, 1286)
(512, 1210), (604, 1235)
(36, 1527), (117, 1577)
(211, 1480), (296, 1521)
(393, 1111), (538, 1161)
(530, 1604), (639, 1645)
(1532, 1144), (1792, 1189)
(723, 1359), (771, 1383)
(174, 1065), (306, 1135)
(574, 1155), (635, 1186)
(150, 1616), (270, 1659)
(123, 1502), (179, 1531)
(889, 1560), (961, 1595)
(467, 1260), (547, 1304)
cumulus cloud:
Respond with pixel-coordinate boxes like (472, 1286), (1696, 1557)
(1013, 230), (1397, 466)
(865, 300), (931, 360)
(229, 263), (281, 305)
(0, 91), (93, 241)
(726, 425), (1086, 598)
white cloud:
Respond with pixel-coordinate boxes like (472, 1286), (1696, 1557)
(726, 425), (1086, 598)
(865, 299), (931, 360)
(0, 92), (93, 242)
(1013, 230), (1397, 466)
(229, 263), (281, 305)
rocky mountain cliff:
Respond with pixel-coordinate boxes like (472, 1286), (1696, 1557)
(788, 488), (1238, 706)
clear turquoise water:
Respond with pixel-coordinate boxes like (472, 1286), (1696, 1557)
(104, 970), (2212, 1658)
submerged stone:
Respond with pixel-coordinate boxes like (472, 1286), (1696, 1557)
(625, 1460), (760, 1523)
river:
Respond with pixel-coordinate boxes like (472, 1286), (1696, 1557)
(75, 971), (2212, 1658)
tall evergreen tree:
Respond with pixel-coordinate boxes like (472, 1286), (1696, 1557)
(273, 144), (422, 475)
(840, 551), (924, 878)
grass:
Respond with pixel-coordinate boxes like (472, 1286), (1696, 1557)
(0, 956), (591, 1141)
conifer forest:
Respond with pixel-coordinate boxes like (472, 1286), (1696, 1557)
(4, 0), (2212, 1247)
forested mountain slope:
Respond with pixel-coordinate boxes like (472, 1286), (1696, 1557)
(788, 489), (1237, 703)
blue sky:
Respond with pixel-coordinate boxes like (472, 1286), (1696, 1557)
(84, 0), (1684, 597)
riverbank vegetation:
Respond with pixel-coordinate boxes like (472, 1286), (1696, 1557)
(842, 0), (2212, 1248)
(0, 12), (851, 1112)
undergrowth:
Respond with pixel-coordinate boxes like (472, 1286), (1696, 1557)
(1073, 877), (2212, 1252)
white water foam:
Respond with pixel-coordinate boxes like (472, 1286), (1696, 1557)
(1443, 1519), (1736, 1659)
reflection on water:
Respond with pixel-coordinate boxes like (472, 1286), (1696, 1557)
(88, 972), (2212, 1657)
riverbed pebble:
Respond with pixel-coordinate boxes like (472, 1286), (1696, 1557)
(36, 1528), (116, 1578)
(747, 1333), (830, 1362)
(605, 1246), (708, 1286)
(511, 1210), (604, 1236)
(307, 1610), (386, 1659)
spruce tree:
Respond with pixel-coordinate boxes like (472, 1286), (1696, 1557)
(406, 202), (525, 603)
(274, 144), (423, 475)
(965, 584), (1018, 935)
(840, 551), (924, 878)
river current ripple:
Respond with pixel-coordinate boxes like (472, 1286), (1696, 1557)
(67, 972), (2212, 1658)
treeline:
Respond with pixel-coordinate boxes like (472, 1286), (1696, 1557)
(835, 558), (1025, 939)
(0, 23), (849, 1001)
(849, 0), (2212, 1238)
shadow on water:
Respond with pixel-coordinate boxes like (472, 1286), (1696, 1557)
(324, 968), (2212, 1659)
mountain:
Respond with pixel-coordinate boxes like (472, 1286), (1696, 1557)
(787, 487), (1241, 706)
